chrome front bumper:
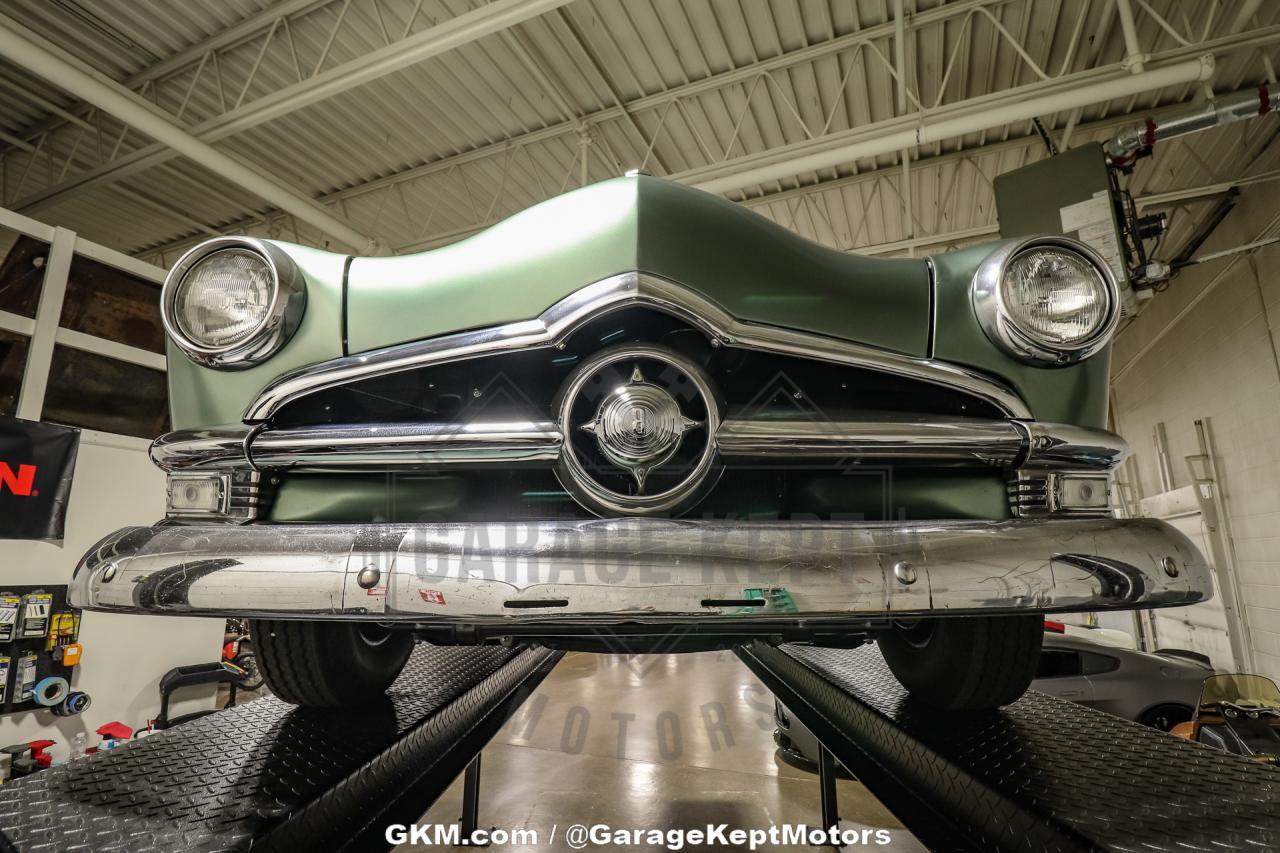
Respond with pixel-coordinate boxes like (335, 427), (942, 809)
(71, 517), (1211, 624)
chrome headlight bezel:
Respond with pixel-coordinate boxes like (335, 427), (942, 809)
(161, 237), (306, 370)
(971, 236), (1120, 365)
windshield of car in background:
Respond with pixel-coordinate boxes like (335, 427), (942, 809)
(1199, 674), (1280, 710)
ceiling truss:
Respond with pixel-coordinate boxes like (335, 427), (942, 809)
(0, 0), (1275, 267)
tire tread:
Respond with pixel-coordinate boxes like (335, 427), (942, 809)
(879, 615), (1042, 710)
(250, 619), (412, 707)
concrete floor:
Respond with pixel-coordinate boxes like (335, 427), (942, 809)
(404, 650), (924, 852)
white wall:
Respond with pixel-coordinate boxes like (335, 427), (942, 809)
(0, 432), (222, 760)
(1110, 151), (1280, 681)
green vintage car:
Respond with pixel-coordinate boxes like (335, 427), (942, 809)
(71, 175), (1211, 710)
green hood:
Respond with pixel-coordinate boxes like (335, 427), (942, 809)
(343, 175), (930, 354)
(167, 175), (1106, 430)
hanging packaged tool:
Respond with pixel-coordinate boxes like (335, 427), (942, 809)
(0, 594), (19, 643)
(58, 642), (82, 667)
(45, 612), (74, 651)
(18, 592), (52, 639)
(14, 654), (36, 702)
(0, 656), (9, 704)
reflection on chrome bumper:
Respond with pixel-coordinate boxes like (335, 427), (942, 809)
(71, 517), (1210, 623)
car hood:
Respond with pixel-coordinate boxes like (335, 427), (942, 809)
(165, 176), (1108, 429)
(343, 174), (931, 356)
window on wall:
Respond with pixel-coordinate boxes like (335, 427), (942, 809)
(0, 232), (48, 319)
(0, 227), (45, 420)
(59, 253), (165, 354)
(42, 346), (170, 439)
(0, 329), (29, 416)
(0, 218), (169, 440)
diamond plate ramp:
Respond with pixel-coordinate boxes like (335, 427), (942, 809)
(0, 643), (561, 852)
(738, 641), (1280, 852)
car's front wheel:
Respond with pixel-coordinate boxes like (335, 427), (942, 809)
(878, 614), (1042, 710)
(250, 619), (413, 707)
(1139, 703), (1193, 732)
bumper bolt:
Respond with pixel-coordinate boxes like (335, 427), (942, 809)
(1161, 556), (1179, 578)
(356, 565), (381, 589)
(893, 561), (917, 585)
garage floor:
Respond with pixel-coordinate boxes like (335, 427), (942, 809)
(409, 650), (924, 851)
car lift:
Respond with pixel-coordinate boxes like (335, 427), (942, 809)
(736, 641), (1280, 852)
(0, 640), (1277, 852)
(0, 644), (561, 853)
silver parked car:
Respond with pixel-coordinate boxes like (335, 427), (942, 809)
(775, 633), (1212, 771)
(1031, 633), (1211, 730)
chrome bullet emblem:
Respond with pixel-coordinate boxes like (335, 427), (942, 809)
(581, 364), (702, 493)
(554, 343), (722, 517)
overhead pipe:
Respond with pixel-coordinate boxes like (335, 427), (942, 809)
(694, 55), (1216, 196)
(0, 16), (375, 252)
(1106, 81), (1279, 164)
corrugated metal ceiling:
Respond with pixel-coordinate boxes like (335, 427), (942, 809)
(0, 0), (1277, 266)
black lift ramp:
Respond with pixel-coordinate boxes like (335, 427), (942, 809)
(0, 643), (561, 853)
(738, 641), (1280, 852)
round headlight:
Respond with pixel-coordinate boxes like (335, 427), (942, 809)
(1002, 249), (1110, 346)
(972, 237), (1118, 365)
(162, 238), (306, 370)
(173, 249), (274, 348)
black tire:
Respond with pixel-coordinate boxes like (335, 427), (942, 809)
(1139, 703), (1193, 732)
(878, 614), (1043, 710)
(250, 619), (414, 707)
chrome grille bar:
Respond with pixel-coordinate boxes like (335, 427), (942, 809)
(250, 420), (562, 470)
(151, 420), (563, 471)
(715, 419), (1026, 465)
(149, 418), (1126, 473)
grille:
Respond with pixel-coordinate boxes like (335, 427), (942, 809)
(1008, 472), (1051, 515)
(273, 308), (1003, 429)
(266, 308), (1009, 522)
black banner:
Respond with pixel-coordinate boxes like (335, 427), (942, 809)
(0, 417), (80, 542)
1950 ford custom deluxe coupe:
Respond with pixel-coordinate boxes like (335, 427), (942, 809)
(71, 175), (1211, 710)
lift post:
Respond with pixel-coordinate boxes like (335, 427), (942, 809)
(0, 644), (561, 853)
(738, 641), (1280, 852)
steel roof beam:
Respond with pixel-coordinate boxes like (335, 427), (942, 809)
(0, 13), (374, 251)
(688, 53), (1217, 194)
(116, 5), (1279, 260)
(9, 0), (1007, 216)
(148, 16), (1280, 259)
(135, 107), (1276, 263)
(0, 0), (334, 149)
(7, 0), (579, 215)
